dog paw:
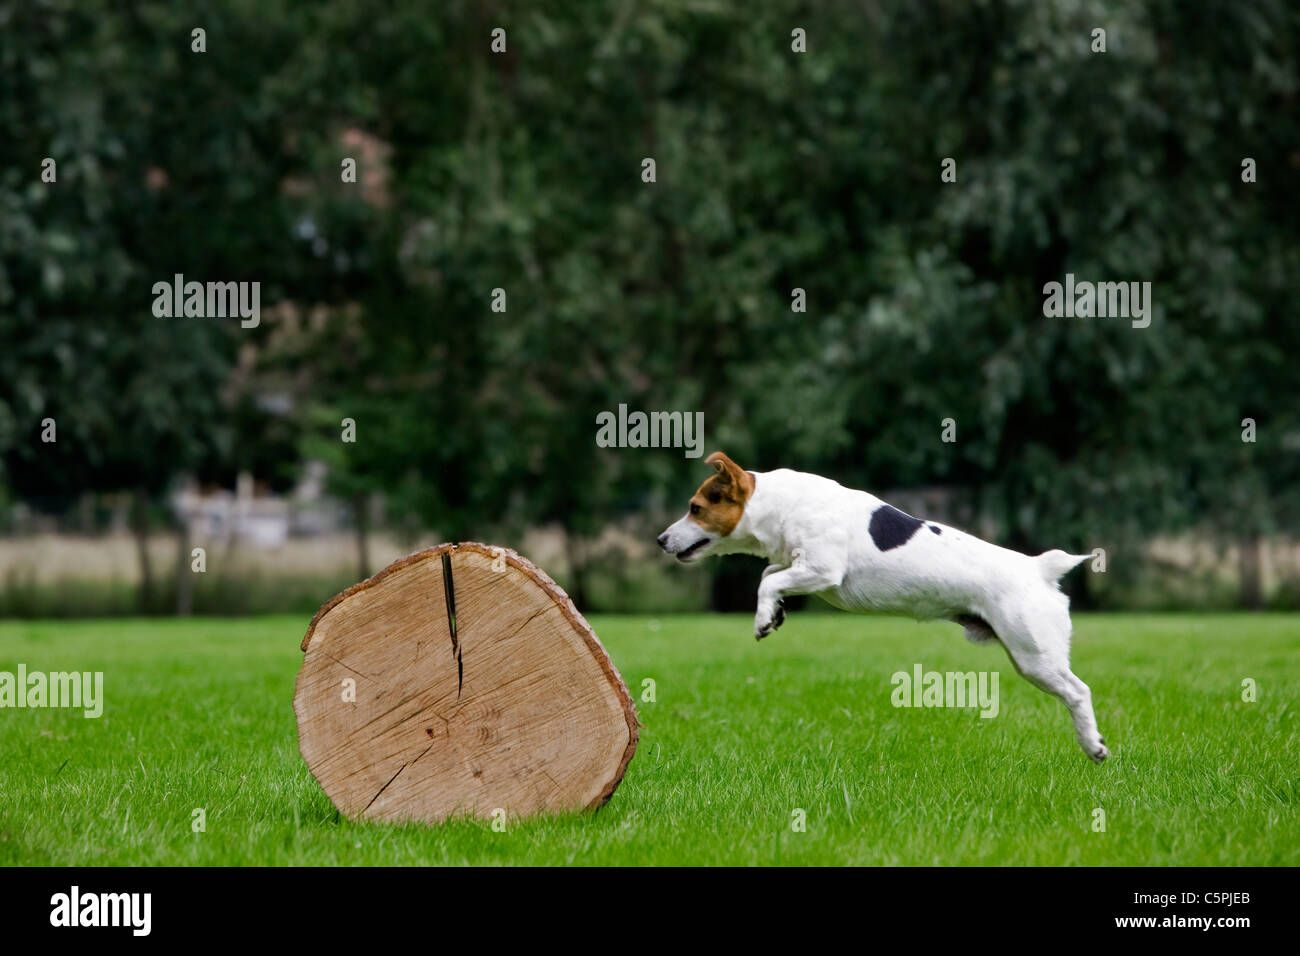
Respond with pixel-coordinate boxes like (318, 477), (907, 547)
(1086, 740), (1109, 764)
(754, 600), (786, 641)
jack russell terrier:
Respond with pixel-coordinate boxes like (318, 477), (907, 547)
(657, 451), (1108, 763)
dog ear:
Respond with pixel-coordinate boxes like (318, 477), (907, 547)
(705, 451), (747, 490)
(706, 450), (733, 484)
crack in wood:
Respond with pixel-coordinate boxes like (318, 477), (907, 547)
(296, 542), (640, 822)
(362, 740), (438, 815)
(441, 551), (463, 698)
(345, 691), (425, 739)
(502, 604), (552, 645)
(322, 651), (370, 680)
(362, 761), (408, 814)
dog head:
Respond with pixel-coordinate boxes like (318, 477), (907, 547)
(657, 451), (755, 563)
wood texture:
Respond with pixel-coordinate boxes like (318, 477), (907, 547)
(294, 542), (638, 823)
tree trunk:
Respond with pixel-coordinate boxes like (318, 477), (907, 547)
(564, 529), (589, 612)
(131, 487), (154, 612)
(1067, 544), (1094, 610)
(1239, 533), (1262, 610)
(710, 554), (768, 612)
(354, 492), (371, 580)
(175, 518), (193, 617)
(79, 492), (95, 535)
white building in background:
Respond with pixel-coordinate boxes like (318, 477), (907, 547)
(171, 461), (353, 546)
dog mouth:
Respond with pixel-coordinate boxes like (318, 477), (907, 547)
(676, 538), (711, 563)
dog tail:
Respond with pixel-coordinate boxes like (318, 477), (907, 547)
(1036, 549), (1091, 583)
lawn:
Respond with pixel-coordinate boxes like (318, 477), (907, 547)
(0, 612), (1296, 865)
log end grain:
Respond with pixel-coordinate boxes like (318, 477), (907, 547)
(294, 542), (638, 824)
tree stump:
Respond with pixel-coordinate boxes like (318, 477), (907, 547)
(294, 542), (638, 824)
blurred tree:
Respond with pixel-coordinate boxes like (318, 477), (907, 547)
(0, 0), (317, 609)
(268, 0), (1300, 609)
(3, 0), (1297, 615)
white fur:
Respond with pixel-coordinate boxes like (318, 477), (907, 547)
(660, 467), (1108, 762)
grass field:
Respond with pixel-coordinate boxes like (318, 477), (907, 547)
(0, 612), (1296, 866)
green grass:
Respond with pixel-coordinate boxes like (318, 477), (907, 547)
(0, 613), (1296, 865)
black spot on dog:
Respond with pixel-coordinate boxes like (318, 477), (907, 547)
(930, 525), (941, 535)
(868, 504), (924, 551)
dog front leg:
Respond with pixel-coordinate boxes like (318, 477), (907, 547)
(754, 562), (840, 640)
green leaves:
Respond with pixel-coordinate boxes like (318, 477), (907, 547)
(3, 0), (1295, 604)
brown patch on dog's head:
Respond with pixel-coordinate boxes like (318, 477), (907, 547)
(687, 451), (755, 537)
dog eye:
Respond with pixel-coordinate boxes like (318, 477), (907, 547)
(690, 504), (701, 516)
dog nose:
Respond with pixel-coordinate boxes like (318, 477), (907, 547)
(657, 532), (670, 551)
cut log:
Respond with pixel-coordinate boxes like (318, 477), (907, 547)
(294, 542), (638, 824)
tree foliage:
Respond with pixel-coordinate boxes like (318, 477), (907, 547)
(3, 0), (1297, 609)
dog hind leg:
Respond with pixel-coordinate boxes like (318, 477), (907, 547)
(986, 597), (1108, 763)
